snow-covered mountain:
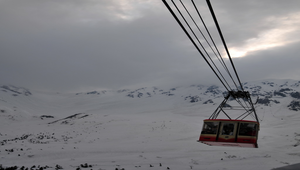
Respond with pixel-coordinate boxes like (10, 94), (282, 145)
(1, 79), (300, 170)
(74, 79), (300, 111)
(0, 85), (32, 96)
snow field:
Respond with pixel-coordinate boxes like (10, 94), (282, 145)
(1, 82), (300, 170)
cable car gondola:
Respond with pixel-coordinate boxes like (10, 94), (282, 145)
(200, 119), (259, 148)
(198, 90), (260, 148)
(162, 0), (260, 148)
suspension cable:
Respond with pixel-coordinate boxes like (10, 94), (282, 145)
(205, 0), (252, 109)
(162, 0), (258, 121)
(191, 0), (240, 92)
(184, 0), (249, 109)
(206, 0), (244, 91)
(178, 0), (233, 91)
(187, 0), (228, 71)
(162, 0), (230, 91)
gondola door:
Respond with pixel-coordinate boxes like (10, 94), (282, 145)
(218, 121), (237, 142)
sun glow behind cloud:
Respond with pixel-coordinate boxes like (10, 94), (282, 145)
(107, 0), (161, 21)
(228, 12), (300, 58)
(69, 0), (162, 24)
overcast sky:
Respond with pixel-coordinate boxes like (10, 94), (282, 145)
(1, 0), (300, 92)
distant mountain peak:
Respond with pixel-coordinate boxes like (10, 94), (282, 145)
(0, 85), (32, 96)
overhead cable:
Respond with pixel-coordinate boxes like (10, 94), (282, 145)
(162, 0), (230, 91)
(206, 0), (244, 91)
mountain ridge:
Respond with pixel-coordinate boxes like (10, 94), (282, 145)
(0, 80), (300, 116)
(2, 79), (300, 112)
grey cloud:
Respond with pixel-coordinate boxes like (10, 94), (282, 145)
(0, 0), (300, 92)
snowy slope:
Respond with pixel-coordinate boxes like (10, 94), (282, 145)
(1, 80), (300, 170)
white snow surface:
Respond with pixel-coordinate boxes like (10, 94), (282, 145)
(1, 80), (300, 170)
